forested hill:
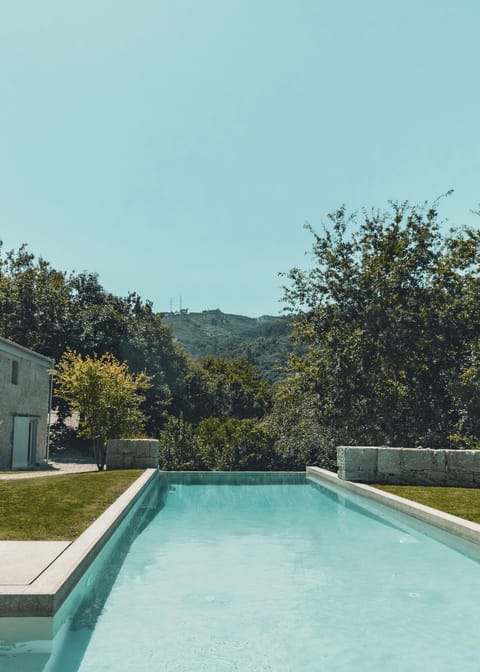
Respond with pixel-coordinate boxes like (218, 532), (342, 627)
(163, 309), (295, 382)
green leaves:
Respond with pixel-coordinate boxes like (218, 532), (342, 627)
(158, 415), (203, 470)
(158, 415), (276, 471)
(200, 355), (272, 421)
(0, 244), (200, 437)
(282, 200), (480, 448)
(196, 418), (275, 471)
(53, 349), (151, 468)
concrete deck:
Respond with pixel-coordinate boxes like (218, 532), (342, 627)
(0, 541), (71, 585)
(0, 469), (158, 619)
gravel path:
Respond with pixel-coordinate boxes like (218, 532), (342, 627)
(0, 457), (98, 479)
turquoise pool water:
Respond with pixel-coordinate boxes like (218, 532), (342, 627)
(3, 474), (480, 671)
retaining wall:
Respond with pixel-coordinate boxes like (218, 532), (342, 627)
(106, 439), (159, 470)
(337, 446), (480, 487)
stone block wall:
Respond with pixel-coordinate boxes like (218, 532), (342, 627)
(337, 446), (480, 487)
(106, 439), (159, 470)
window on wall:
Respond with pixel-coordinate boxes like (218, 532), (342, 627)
(11, 361), (18, 385)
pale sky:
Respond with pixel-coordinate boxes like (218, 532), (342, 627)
(1, 1), (479, 316)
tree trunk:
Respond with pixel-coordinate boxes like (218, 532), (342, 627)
(93, 436), (106, 471)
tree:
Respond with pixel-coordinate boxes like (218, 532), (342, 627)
(158, 414), (203, 470)
(54, 349), (150, 469)
(0, 242), (73, 358)
(200, 355), (272, 420)
(266, 378), (337, 470)
(450, 340), (480, 448)
(282, 199), (480, 448)
(197, 417), (276, 471)
(0, 244), (200, 436)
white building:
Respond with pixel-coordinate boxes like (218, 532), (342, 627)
(0, 336), (53, 469)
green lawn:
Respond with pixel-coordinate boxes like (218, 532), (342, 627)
(374, 484), (480, 525)
(0, 470), (143, 541)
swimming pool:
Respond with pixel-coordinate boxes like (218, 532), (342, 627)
(2, 471), (480, 671)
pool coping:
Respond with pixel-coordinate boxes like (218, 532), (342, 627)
(0, 468), (158, 618)
(307, 466), (480, 548)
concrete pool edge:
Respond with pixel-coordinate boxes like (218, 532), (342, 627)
(0, 468), (159, 618)
(307, 466), (480, 547)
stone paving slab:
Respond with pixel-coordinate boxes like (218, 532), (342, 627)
(0, 542), (71, 585)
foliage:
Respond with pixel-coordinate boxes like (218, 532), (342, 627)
(0, 244), (205, 436)
(164, 310), (296, 383)
(282, 200), (480, 448)
(0, 244), (285, 445)
(0, 242), (296, 467)
(54, 349), (150, 469)
(197, 417), (276, 471)
(266, 378), (337, 470)
(159, 415), (276, 471)
(200, 355), (272, 420)
(15, 203), (480, 468)
(114, 296), (194, 435)
(0, 471), (142, 540)
(160, 354), (274, 429)
(158, 415), (204, 470)
(449, 340), (480, 448)
(0, 243), (73, 356)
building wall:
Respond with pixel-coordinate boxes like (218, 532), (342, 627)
(0, 339), (53, 468)
(337, 445), (480, 487)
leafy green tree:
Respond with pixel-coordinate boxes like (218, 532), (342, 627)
(450, 340), (480, 448)
(54, 349), (150, 469)
(200, 355), (272, 420)
(116, 296), (193, 434)
(0, 244), (200, 436)
(197, 417), (276, 471)
(283, 200), (480, 448)
(158, 415), (276, 471)
(0, 242), (73, 357)
(66, 272), (130, 357)
(158, 414), (204, 470)
(266, 379), (337, 470)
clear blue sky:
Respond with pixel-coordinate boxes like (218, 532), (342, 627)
(1, 1), (479, 317)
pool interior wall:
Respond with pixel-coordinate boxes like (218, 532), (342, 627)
(0, 469), (166, 646)
(307, 466), (480, 560)
(166, 470), (306, 485)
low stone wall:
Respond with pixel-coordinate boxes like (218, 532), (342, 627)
(106, 439), (159, 470)
(337, 446), (480, 487)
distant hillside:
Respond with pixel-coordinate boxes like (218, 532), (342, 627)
(163, 309), (296, 383)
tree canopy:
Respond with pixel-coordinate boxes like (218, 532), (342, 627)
(0, 243), (277, 467)
(54, 349), (150, 469)
(0, 244), (197, 435)
(282, 200), (480, 449)
(5, 197), (480, 473)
